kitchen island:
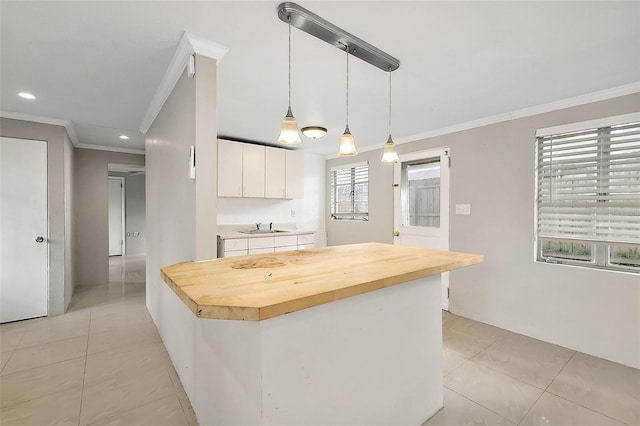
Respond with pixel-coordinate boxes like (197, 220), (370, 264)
(161, 242), (482, 425)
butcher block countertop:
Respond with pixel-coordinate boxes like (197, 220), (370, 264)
(160, 242), (483, 321)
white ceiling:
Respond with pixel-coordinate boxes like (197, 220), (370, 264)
(1, 1), (639, 157)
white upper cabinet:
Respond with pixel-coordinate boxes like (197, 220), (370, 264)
(218, 139), (243, 197)
(265, 147), (286, 199)
(242, 144), (266, 198)
(286, 150), (304, 199)
(218, 139), (303, 199)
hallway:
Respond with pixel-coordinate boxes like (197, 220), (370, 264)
(1, 256), (197, 425)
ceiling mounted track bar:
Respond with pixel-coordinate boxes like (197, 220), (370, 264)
(277, 2), (400, 72)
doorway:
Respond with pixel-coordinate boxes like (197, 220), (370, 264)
(108, 176), (125, 256)
(393, 147), (450, 310)
(0, 137), (49, 322)
(107, 164), (146, 283)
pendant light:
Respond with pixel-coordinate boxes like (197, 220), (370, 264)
(338, 46), (358, 157)
(381, 69), (399, 163)
(278, 15), (302, 145)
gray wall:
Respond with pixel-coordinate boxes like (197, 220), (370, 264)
(74, 148), (144, 285)
(124, 173), (146, 255)
(0, 118), (74, 315)
(326, 93), (640, 369)
(146, 55), (218, 399)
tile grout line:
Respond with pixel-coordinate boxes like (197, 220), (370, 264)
(542, 351), (632, 426)
(171, 370), (194, 425)
(442, 325), (534, 424)
(543, 389), (631, 426)
(444, 386), (516, 425)
(77, 307), (93, 426)
(0, 322), (27, 375)
(448, 356), (548, 424)
(515, 350), (577, 426)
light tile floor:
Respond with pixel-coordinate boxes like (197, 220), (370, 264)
(0, 255), (196, 426)
(1, 255), (638, 426)
(427, 311), (639, 426)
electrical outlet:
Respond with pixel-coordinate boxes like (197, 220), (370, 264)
(455, 204), (471, 215)
(291, 209), (296, 218)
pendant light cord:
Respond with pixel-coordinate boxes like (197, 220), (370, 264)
(346, 46), (349, 127)
(288, 15), (292, 108)
(388, 69), (392, 136)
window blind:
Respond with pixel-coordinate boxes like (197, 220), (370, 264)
(330, 162), (369, 220)
(536, 121), (640, 244)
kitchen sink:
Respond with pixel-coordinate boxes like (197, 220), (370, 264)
(238, 229), (289, 234)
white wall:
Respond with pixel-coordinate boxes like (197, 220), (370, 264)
(325, 93), (640, 369)
(217, 153), (327, 247)
(145, 54), (218, 413)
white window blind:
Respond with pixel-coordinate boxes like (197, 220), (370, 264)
(536, 121), (640, 245)
(330, 162), (369, 220)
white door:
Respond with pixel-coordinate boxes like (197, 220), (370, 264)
(393, 147), (450, 310)
(108, 177), (124, 256)
(0, 137), (48, 323)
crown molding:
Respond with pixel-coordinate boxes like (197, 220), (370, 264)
(394, 81), (640, 145)
(64, 122), (79, 146)
(324, 81), (640, 159)
(138, 32), (229, 134)
(185, 33), (229, 60)
(0, 110), (79, 146)
(75, 142), (145, 155)
(1, 110), (68, 127)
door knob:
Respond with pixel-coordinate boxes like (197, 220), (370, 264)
(393, 231), (400, 237)
(35, 236), (45, 243)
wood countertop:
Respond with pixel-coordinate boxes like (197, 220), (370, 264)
(161, 242), (483, 321)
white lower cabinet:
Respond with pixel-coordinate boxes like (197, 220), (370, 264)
(248, 247), (274, 255)
(274, 235), (298, 247)
(224, 250), (248, 257)
(218, 233), (315, 258)
(297, 234), (315, 245)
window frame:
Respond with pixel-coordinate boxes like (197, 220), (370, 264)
(330, 161), (369, 221)
(534, 112), (640, 273)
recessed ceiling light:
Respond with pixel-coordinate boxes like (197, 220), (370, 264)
(119, 135), (129, 140)
(18, 92), (36, 100)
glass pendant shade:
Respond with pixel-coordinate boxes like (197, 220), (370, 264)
(278, 106), (302, 144)
(338, 125), (358, 156)
(278, 16), (301, 145)
(338, 48), (358, 157)
(381, 134), (399, 162)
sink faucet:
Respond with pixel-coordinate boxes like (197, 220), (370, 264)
(270, 222), (273, 231)
(256, 222), (262, 230)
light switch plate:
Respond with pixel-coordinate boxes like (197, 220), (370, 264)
(455, 204), (471, 215)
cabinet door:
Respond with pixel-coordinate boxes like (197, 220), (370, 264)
(249, 247), (274, 255)
(224, 250), (248, 258)
(218, 140), (243, 197)
(265, 147), (286, 199)
(248, 236), (275, 249)
(297, 233), (315, 245)
(242, 144), (265, 197)
(285, 150), (304, 199)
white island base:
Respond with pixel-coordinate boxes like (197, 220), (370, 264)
(183, 274), (442, 425)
